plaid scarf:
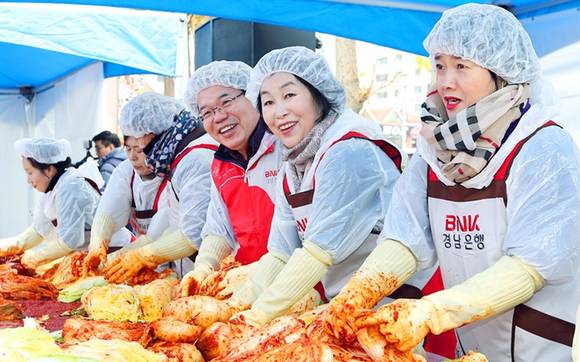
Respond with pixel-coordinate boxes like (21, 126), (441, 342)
(283, 110), (338, 190)
(146, 110), (201, 177)
(420, 84), (529, 183)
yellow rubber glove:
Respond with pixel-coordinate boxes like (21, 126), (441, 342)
(82, 213), (118, 277)
(104, 230), (196, 284)
(179, 234), (232, 297)
(21, 238), (74, 269)
(356, 255), (544, 352)
(573, 305), (580, 362)
(231, 251), (288, 306)
(325, 239), (417, 342)
(0, 227), (44, 257)
(106, 234), (154, 263)
(239, 241), (332, 328)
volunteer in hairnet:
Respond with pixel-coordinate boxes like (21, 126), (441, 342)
(226, 46), (405, 327)
(81, 133), (168, 276)
(0, 138), (102, 268)
(325, 4), (580, 361)
(179, 61), (283, 297)
(103, 92), (218, 282)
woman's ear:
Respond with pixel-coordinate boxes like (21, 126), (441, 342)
(44, 164), (58, 179)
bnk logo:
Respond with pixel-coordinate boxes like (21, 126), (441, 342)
(264, 170), (278, 178)
(445, 214), (480, 232)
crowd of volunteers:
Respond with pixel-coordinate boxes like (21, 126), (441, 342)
(1, 3), (579, 361)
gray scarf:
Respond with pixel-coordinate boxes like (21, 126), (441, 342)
(283, 111), (338, 190)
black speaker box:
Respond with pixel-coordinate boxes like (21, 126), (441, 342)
(195, 19), (317, 68)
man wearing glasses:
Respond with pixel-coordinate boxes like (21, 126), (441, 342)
(179, 61), (283, 297)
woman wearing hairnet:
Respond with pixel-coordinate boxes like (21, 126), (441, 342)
(103, 92), (218, 282)
(0, 138), (103, 268)
(81, 133), (168, 276)
(178, 60), (283, 297)
(227, 46), (407, 327)
(325, 4), (580, 361)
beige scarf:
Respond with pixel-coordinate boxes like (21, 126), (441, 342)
(283, 111), (338, 190)
(420, 84), (530, 183)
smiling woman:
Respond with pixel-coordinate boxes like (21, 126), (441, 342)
(226, 46), (416, 329)
(259, 72), (331, 149)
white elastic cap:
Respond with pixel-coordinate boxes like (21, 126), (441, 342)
(119, 92), (184, 138)
(14, 137), (71, 164)
(184, 60), (252, 117)
(246, 46), (346, 112)
(423, 3), (540, 84)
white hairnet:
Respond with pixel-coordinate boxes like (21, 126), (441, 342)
(14, 137), (71, 164)
(184, 60), (252, 117)
(119, 92), (184, 137)
(246, 46), (346, 112)
(423, 3), (540, 84)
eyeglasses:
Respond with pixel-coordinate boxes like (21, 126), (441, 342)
(199, 91), (245, 123)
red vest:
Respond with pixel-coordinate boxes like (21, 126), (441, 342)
(211, 141), (279, 265)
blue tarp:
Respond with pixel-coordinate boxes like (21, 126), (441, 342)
(4, 0), (579, 58)
(0, 3), (180, 89)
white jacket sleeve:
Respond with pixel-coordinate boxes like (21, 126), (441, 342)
(200, 179), (237, 250)
(95, 160), (134, 234)
(379, 154), (438, 271)
(503, 126), (580, 283)
(170, 149), (213, 248)
(266, 168), (302, 259)
(56, 178), (99, 249)
(32, 195), (55, 239)
(305, 139), (400, 263)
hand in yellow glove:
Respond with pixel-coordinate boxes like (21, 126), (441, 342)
(229, 308), (266, 329)
(106, 234), (153, 263)
(231, 251), (288, 306)
(21, 238), (73, 269)
(179, 234), (232, 297)
(104, 229), (196, 284)
(81, 240), (109, 277)
(355, 256), (544, 353)
(179, 264), (213, 297)
(103, 247), (160, 283)
(0, 227), (44, 257)
(0, 238), (21, 258)
(83, 213), (118, 277)
(239, 241), (332, 328)
(355, 298), (432, 351)
(324, 239), (417, 343)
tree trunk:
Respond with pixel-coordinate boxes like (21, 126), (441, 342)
(335, 37), (363, 113)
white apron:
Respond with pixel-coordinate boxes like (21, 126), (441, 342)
(164, 132), (218, 277)
(283, 130), (410, 300)
(128, 170), (165, 237)
(427, 121), (577, 361)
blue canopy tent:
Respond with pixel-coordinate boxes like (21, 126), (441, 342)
(4, 0), (580, 57)
(0, 3), (179, 91)
(0, 3), (181, 234)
